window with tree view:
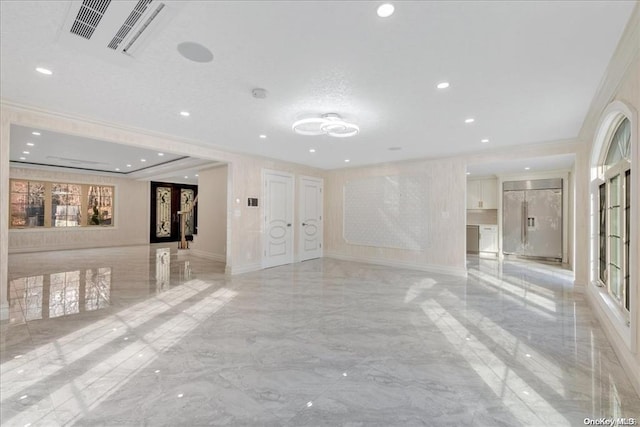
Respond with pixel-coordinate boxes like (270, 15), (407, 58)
(9, 179), (114, 229)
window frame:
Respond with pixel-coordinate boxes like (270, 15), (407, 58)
(9, 179), (115, 229)
(589, 102), (636, 354)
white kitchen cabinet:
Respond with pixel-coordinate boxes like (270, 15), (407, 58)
(467, 178), (497, 209)
(479, 225), (498, 253)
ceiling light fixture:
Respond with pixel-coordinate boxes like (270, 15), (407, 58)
(126, 164), (132, 167)
(179, 111), (190, 117)
(481, 139), (489, 143)
(259, 134), (267, 139)
(19, 157), (26, 160)
(377, 3), (395, 18)
(158, 152), (164, 156)
(436, 82), (450, 89)
(195, 174), (199, 177)
(36, 67), (52, 75)
(22, 151), (30, 154)
(465, 118), (475, 124)
(115, 168), (120, 171)
(309, 148), (316, 153)
(184, 176), (188, 179)
(27, 142), (35, 146)
(32, 131), (41, 136)
(141, 158), (146, 162)
(345, 159), (350, 163)
(525, 167), (531, 170)
(466, 172), (471, 175)
(292, 113), (359, 138)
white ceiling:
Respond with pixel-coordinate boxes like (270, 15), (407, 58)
(466, 153), (576, 178)
(0, 1), (635, 171)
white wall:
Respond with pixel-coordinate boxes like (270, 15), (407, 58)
(324, 157), (467, 276)
(583, 6), (639, 395)
(190, 164), (227, 262)
(8, 167), (149, 253)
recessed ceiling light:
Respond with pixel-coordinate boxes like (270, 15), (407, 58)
(158, 152), (164, 156)
(345, 159), (350, 163)
(377, 3), (395, 18)
(26, 142), (35, 146)
(31, 131), (41, 136)
(259, 134), (267, 139)
(465, 118), (475, 124)
(140, 158), (146, 162)
(466, 172), (471, 175)
(309, 148), (316, 153)
(19, 157), (26, 160)
(22, 151), (29, 154)
(184, 176), (189, 179)
(481, 139), (489, 143)
(179, 111), (190, 117)
(524, 167), (531, 170)
(126, 164), (132, 168)
(115, 168), (120, 171)
(35, 67), (52, 75)
(195, 174), (199, 177)
(436, 82), (450, 89)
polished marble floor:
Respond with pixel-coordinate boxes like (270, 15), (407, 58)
(1, 245), (639, 426)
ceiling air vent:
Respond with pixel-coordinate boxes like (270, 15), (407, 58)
(107, 0), (153, 50)
(70, 0), (112, 40)
(58, 0), (184, 64)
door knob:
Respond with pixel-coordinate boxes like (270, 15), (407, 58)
(287, 223), (291, 227)
(302, 222), (307, 226)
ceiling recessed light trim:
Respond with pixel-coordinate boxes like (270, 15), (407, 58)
(158, 152), (164, 156)
(481, 139), (489, 143)
(377, 3), (395, 18)
(32, 131), (41, 136)
(179, 111), (190, 117)
(309, 148), (316, 153)
(259, 134), (267, 139)
(436, 82), (450, 89)
(36, 67), (52, 75)
(465, 118), (475, 124)
(293, 113), (359, 138)
(26, 142), (35, 146)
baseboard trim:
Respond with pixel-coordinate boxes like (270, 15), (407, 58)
(9, 241), (149, 254)
(189, 249), (226, 263)
(324, 252), (467, 278)
(585, 282), (640, 398)
(226, 263), (262, 275)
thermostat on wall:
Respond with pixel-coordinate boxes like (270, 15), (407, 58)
(248, 198), (258, 207)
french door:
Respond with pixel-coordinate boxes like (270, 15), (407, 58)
(150, 182), (198, 244)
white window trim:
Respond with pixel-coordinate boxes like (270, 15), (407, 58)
(589, 101), (637, 354)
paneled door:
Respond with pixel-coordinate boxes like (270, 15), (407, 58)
(150, 182), (198, 244)
(299, 176), (323, 261)
(263, 170), (294, 268)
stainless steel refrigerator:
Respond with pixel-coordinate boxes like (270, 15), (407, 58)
(503, 179), (562, 260)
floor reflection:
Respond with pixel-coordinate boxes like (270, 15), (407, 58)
(9, 267), (111, 324)
(1, 249), (638, 425)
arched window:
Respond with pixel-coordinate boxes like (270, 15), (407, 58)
(598, 116), (631, 315)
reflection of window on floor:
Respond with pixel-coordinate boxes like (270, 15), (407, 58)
(49, 271), (81, 318)
(85, 268), (111, 311)
(24, 275), (44, 321)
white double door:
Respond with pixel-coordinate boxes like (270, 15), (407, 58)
(262, 171), (322, 268)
